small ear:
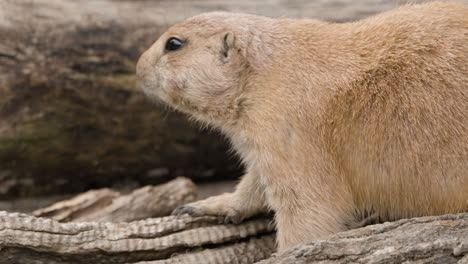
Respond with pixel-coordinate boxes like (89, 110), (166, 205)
(222, 31), (235, 58)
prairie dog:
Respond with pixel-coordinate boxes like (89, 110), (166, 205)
(136, 2), (468, 251)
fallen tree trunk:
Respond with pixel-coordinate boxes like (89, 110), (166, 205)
(1, 212), (467, 263)
(31, 177), (197, 222)
(260, 213), (468, 264)
(0, 211), (275, 264)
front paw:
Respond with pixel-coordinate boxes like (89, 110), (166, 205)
(172, 193), (246, 224)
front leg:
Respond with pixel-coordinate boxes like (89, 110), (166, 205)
(173, 171), (268, 223)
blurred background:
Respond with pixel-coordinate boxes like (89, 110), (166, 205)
(0, 0), (436, 211)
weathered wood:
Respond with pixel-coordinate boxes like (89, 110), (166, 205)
(1, 211), (467, 263)
(31, 177), (197, 222)
(133, 236), (276, 264)
(0, 211), (275, 264)
(259, 213), (468, 264)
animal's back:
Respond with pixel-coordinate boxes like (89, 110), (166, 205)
(325, 2), (468, 221)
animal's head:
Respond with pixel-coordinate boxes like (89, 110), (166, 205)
(137, 12), (259, 125)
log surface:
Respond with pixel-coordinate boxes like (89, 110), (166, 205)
(32, 177), (197, 222)
(0, 211), (275, 264)
(260, 213), (468, 264)
(1, 211), (467, 263)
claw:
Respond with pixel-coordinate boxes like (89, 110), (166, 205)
(172, 205), (203, 216)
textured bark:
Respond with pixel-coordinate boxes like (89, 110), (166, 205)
(31, 177), (197, 222)
(260, 213), (468, 264)
(135, 236), (276, 264)
(0, 211), (275, 264)
(1, 212), (468, 263)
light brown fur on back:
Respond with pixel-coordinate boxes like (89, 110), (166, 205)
(137, 2), (468, 251)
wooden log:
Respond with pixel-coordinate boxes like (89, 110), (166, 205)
(1, 211), (467, 263)
(134, 236), (276, 264)
(259, 213), (468, 264)
(0, 211), (275, 264)
(31, 177), (197, 222)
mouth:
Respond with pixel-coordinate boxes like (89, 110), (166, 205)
(138, 77), (161, 102)
(140, 77), (179, 111)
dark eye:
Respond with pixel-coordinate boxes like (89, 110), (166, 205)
(165, 37), (184, 52)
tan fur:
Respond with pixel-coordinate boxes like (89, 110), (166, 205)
(136, 2), (468, 251)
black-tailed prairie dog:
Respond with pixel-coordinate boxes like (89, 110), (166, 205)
(136, 2), (468, 251)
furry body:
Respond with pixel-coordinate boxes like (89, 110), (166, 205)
(136, 2), (468, 251)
